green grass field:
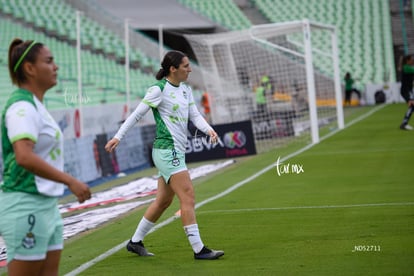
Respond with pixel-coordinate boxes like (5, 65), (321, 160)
(3, 104), (413, 275)
(62, 103), (413, 276)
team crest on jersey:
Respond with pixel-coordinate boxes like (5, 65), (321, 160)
(182, 91), (187, 99)
(22, 232), (36, 249)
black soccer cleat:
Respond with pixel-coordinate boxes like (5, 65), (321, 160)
(194, 246), (224, 260)
(126, 240), (154, 256)
(400, 123), (413, 130)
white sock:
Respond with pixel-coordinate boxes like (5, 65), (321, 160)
(184, 224), (204, 253)
(131, 217), (155, 243)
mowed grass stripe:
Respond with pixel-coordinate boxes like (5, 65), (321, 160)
(196, 202), (414, 214)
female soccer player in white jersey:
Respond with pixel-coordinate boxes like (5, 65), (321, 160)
(0, 39), (91, 276)
(105, 50), (224, 260)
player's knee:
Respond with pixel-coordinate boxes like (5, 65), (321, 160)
(182, 186), (195, 202)
(155, 197), (173, 210)
(180, 193), (195, 209)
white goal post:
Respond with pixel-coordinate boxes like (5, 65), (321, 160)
(185, 20), (344, 153)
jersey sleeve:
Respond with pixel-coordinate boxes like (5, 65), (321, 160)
(6, 101), (41, 143)
(141, 85), (163, 108)
(114, 85), (163, 140)
(188, 90), (213, 134)
(114, 101), (151, 141)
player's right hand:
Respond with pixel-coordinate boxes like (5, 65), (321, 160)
(68, 179), (91, 203)
(105, 138), (120, 152)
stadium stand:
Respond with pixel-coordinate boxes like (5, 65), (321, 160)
(175, 0), (396, 90)
(0, 0), (165, 109)
(178, 0), (252, 30)
(0, 0), (158, 70)
(0, 0), (158, 110)
(0, 0), (401, 109)
(251, 0), (395, 86)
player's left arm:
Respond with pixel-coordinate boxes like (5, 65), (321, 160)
(188, 91), (218, 143)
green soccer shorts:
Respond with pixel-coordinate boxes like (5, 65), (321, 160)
(0, 191), (63, 263)
(152, 148), (188, 184)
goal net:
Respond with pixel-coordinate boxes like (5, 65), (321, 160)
(185, 20), (344, 153)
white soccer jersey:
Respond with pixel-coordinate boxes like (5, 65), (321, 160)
(115, 79), (212, 152)
(5, 96), (64, 196)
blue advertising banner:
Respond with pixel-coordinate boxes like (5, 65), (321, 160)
(185, 120), (257, 162)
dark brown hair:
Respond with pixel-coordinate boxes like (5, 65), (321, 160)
(8, 38), (43, 85)
(155, 50), (187, 80)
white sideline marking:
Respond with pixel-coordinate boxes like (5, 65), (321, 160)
(197, 202), (414, 214)
(65, 105), (386, 276)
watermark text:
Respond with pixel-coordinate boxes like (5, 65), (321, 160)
(63, 88), (91, 106)
(275, 156), (304, 176)
(352, 245), (381, 252)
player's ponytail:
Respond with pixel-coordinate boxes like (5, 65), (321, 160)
(155, 67), (166, 80)
(156, 50), (187, 80)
